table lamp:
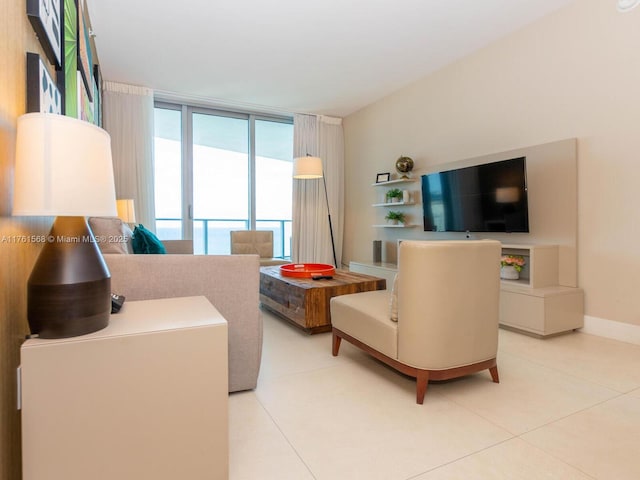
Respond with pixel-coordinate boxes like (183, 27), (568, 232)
(13, 113), (117, 338)
(116, 198), (137, 226)
(293, 155), (338, 268)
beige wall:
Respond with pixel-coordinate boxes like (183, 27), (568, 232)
(343, 0), (640, 327)
(1, 2), (60, 479)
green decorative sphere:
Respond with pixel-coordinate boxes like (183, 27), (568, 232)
(395, 156), (414, 175)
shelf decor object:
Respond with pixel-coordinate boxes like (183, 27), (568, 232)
(293, 155), (338, 268)
(395, 155), (414, 179)
(376, 172), (391, 183)
(13, 113), (117, 338)
(500, 254), (526, 280)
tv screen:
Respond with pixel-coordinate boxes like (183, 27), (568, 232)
(421, 157), (529, 233)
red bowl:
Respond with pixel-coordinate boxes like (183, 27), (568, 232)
(279, 263), (336, 278)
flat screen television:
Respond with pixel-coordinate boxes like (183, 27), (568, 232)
(421, 156), (529, 233)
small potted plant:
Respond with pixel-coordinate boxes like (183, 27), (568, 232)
(385, 211), (406, 225)
(500, 255), (526, 280)
(386, 188), (402, 203)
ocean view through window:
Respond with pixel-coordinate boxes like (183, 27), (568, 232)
(154, 103), (293, 256)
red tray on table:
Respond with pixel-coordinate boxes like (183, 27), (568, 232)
(279, 263), (336, 278)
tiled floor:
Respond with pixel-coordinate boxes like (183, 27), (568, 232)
(229, 309), (640, 480)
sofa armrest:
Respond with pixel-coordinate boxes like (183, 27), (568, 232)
(104, 253), (261, 392)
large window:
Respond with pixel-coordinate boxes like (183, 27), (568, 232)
(154, 103), (293, 256)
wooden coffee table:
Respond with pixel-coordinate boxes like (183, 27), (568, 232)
(259, 266), (386, 333)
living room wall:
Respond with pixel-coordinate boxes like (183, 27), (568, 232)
(343, 0), (640, 333)
(0, 2), (52, 479)
(0, 1), (100, 478)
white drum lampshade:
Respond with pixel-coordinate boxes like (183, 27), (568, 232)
(13, 113), (117, 338)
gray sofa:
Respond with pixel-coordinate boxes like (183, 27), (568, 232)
(105, 254), (262, 393)
(90, 217), (262, 392)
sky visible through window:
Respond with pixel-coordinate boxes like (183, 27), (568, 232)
(153, 107), (293, 254)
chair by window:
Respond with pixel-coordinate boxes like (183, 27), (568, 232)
(230, 230), (288, 266)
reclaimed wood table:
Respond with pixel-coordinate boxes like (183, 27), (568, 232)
(259, 266), (386, 333)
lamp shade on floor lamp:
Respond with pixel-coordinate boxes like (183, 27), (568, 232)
(13, 113), (117, 338)
(293, 155), (338, 268)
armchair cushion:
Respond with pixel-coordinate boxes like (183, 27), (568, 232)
(331, 290), (398, 359)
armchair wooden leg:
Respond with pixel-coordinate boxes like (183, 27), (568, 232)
(416, 371), (429, 404)
(489, 365), (500, 383)
(332, 330), (342, 356)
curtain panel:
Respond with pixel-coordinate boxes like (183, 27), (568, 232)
(292, 114), (344, 266)
(102, 81), (156, 230)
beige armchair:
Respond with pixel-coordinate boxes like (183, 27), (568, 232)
(330, 240), (501, 404)
(230, 230), (288, 266)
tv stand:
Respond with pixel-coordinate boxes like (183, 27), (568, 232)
(499, 244), (583, 336)
(350, 243), (583, 337)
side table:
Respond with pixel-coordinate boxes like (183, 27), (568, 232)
(20, 296), (228, 480)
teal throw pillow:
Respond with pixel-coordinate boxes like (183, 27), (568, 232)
(132, 224), (167, 254)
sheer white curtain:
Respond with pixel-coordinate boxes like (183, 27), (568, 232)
(292, 114), (344, 266)
(102, 82), (156, 230)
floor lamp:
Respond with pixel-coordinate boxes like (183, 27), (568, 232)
(293, 155), (338, 268)
(13, 113), (117, 338)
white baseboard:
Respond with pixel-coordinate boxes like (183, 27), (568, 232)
(580, 315), (640, 346)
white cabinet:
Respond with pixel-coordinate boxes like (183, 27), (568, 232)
(349, 261), (398, 287)
(20, 296), (229, 480)
(499, 244), (583, 336)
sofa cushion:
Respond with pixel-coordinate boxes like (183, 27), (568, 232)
(132, 224), (167, 254)
(88, 217), (133, 254)
(331, 290), (398, 359)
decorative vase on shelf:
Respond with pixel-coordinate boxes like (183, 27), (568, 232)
(402, 190), (410, 203)
(387, 219), (398, 225)
(500, 265), (519, 280)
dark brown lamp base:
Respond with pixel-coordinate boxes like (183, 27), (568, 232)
(27, 216), (111, 339)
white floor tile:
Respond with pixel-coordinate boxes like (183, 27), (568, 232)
(431, 351), (619, 434)
(229, 391), (314, 480)
(256, 349), (511, 480)
(231, 310), (640, 480)
(412, 438), (594, 480)
(521, 393), (640, 480)
(499, 329), (640, 393)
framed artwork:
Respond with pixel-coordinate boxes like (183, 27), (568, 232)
(27, 0), (62, 68)
(93, 64), (102, 126)
(77, 0), (93, 100)
(58, 0), (78, 118)
(376, 172), (391, 183)
(77, 70), (94, 123)
(26, 52), (62, 114)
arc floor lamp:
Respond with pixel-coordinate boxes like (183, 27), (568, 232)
(293, 155), (338, 268)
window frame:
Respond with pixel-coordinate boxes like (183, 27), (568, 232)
(153, 100), (293, 254)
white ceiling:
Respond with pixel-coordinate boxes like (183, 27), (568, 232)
(87, 0), (574, 118)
